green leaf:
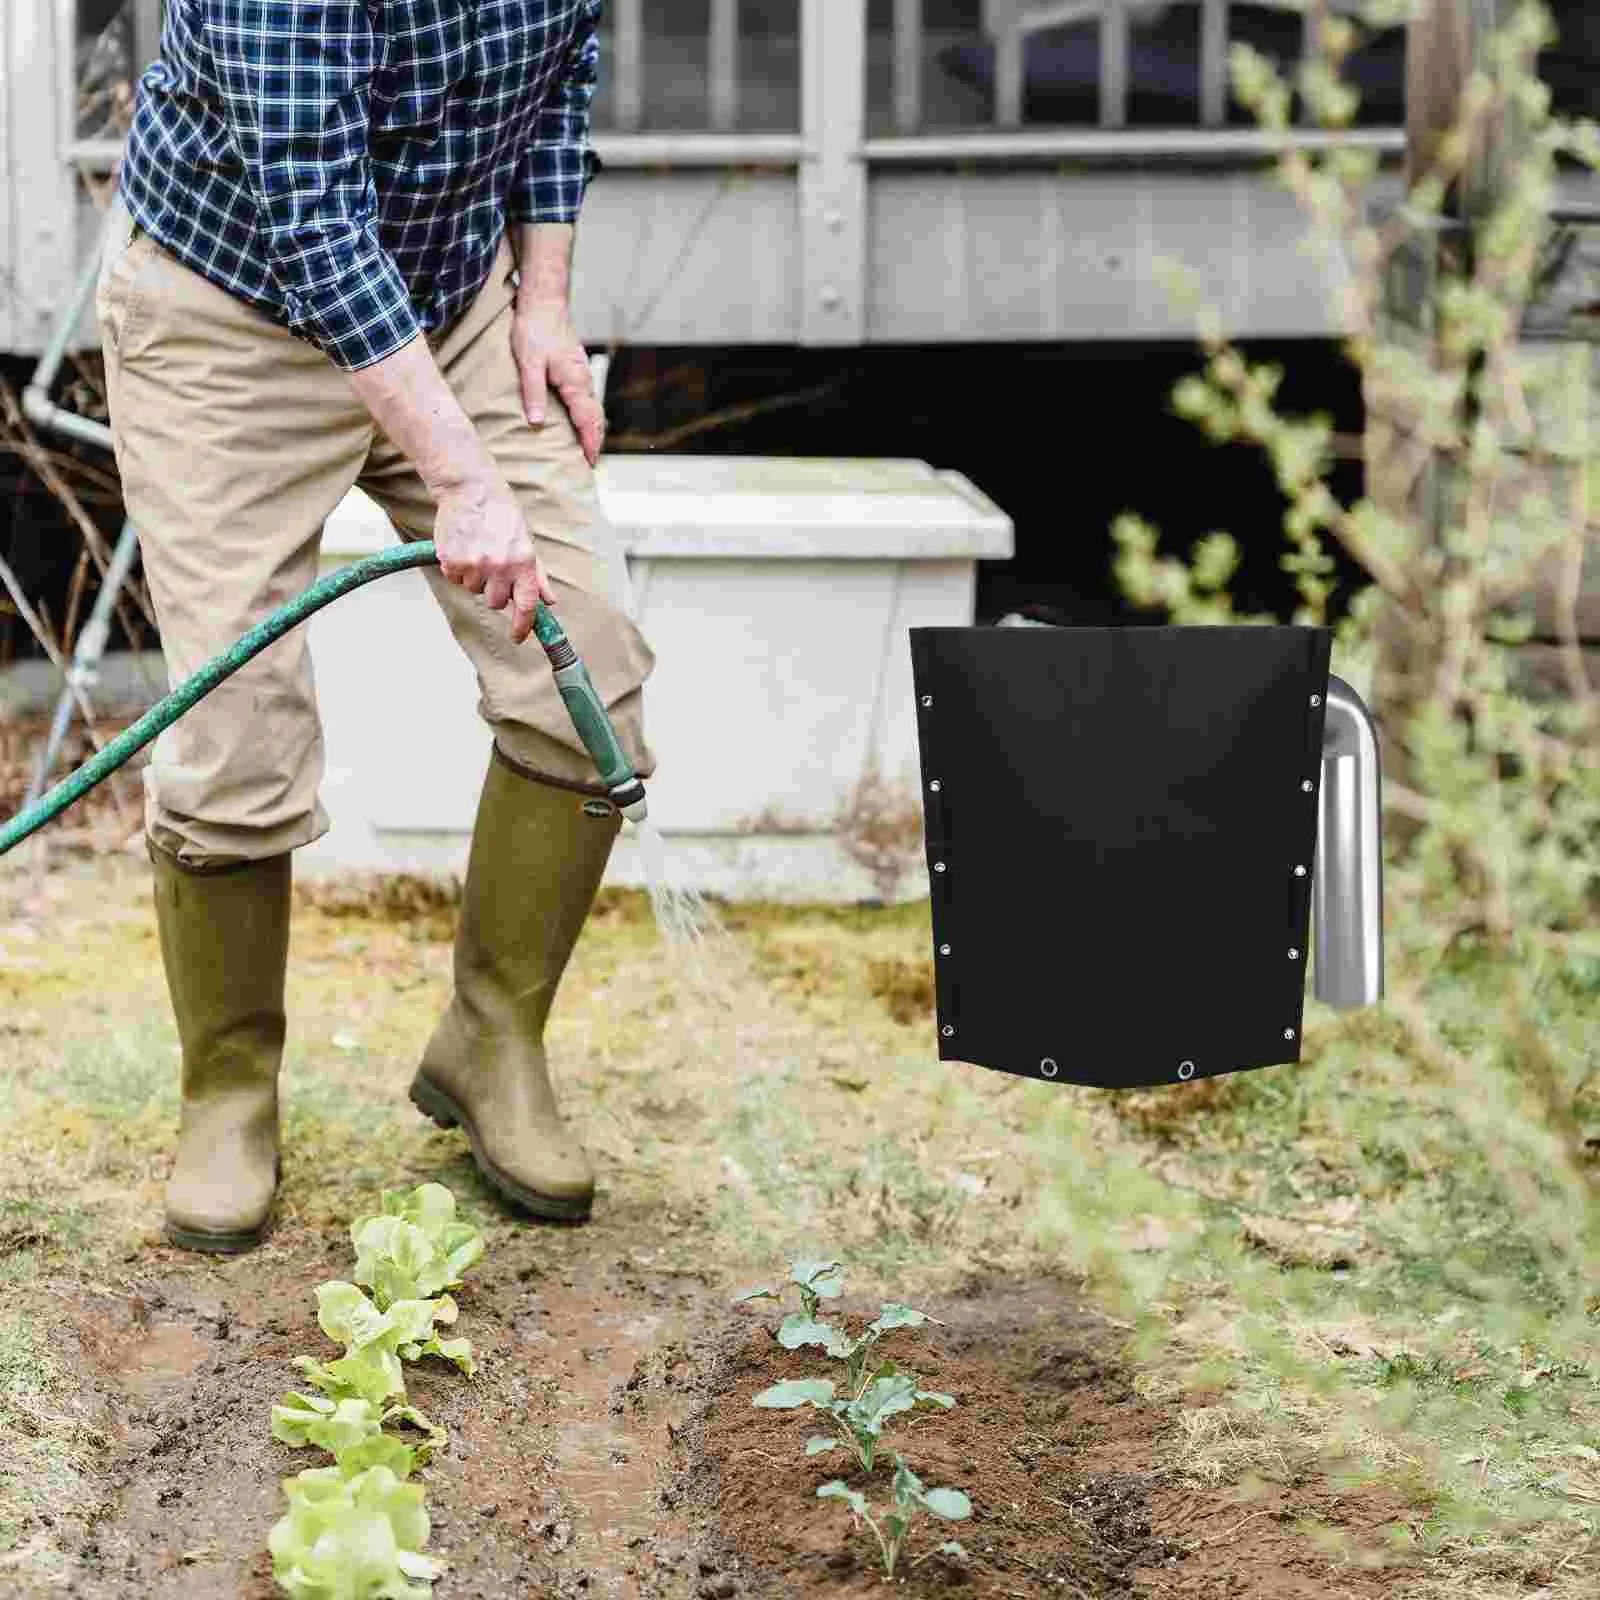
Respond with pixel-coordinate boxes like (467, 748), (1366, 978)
(936, 1540), (966, 1557)
(922, 1487), (972, 1521)
(804, 1436), (840, 1457)
(789, 1260), (845, 1298)
(891, 1454), (926, 1506)
(776, 1314), (849, 1355)
(270, 1391), (338, 1447)
(847, 1374), (919, 1434)
(272, 1394), (385, 1455)
(914, 1389), (956, 1410)
(352, 1465), (432, 1556)
(868, 1303), (940, 1334)
(816, 1480), (867, 1516)
(732, 1285), (781, 1304)
(334, 1434), (418, 1482)
(752, 1377), (835, 1409)
(295, 1345), (406, 1408)
(415, 1335), (475, 1377)
(315, 1282), (386, 1349)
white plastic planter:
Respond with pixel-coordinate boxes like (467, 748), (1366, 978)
(303, 454), (1013, 901)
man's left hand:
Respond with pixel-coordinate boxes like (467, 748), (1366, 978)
(511, 302), (606, 467)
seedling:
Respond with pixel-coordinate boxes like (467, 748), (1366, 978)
(817, 1453), (970, 1578)
(734, 1257), (845, 1323)
(735, 1260), (944, 1400)
(753, 1371), (954, 1473)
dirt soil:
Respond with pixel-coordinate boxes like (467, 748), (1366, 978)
(15, 1227), (1426, 1600)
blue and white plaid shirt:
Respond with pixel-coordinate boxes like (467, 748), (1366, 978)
(119, 1), (603, 371)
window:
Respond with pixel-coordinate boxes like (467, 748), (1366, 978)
(866, 1), (1408, 136)
(592, 0), (802, 134)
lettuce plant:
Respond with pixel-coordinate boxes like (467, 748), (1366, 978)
(753, 1371), (954, 1473)
(292, 1282), (474, 1413)
(268, 1463), (441, 1600)
(352, 1185), (484, 1309)
(264, 1185), (484, 1598)
(816, 1453), (970, 1578)
(270, 1396), (434, 1475)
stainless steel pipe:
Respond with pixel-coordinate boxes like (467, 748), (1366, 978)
(1313, 674), (1384, 1008)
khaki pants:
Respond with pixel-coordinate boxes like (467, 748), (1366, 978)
(97, 198), (655, 868)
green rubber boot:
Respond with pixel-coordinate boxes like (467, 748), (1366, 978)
(151, 845), (290, 1254)
(410, 748), (619, 1221)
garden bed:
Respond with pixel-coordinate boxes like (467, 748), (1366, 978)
(26, 1241), (1419, 1599)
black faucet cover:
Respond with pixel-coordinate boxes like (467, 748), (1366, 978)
(909, 624), (1333, 1088)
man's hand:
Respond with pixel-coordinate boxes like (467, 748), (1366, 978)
(512, 300), (606, 466)
(435, 470), (557, 645)
(345, 335), (556, 645)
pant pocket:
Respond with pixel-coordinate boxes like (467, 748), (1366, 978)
(98, 228), (157, 357)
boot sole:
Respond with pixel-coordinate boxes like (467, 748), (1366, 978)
(409, 1074), (593, 1223)
(165, 1220), (269, 1255)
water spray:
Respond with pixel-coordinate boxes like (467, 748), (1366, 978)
(0, 541), (648, 856)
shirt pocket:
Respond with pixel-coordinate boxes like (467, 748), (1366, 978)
(370, 0), (475, 147)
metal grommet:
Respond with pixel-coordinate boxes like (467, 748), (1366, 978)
(1301, 779), (1315, 793)
(938, 943), (951, 956)
(1177, 1059), (1195, 1081)
(1283, 1027), (1296, 1041)
(1288, 947), (1300, 960)
(1294, 864), (1308, 878)
(921, 695), (933, 708)
(941, 1024), (955, 1038)
(933, 861), (947, 873)
(1039, 1057), (1059, 1078)
(929, 779), (941, 792)
(1310, 693), (1323, 708)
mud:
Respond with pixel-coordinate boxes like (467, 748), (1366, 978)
(13, 1248), (1426, 1600)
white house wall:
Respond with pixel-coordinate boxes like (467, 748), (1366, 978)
(0, 0), (14, 352)
(2, 0), (77, 356)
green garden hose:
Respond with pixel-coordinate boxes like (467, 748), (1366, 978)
(0, 540), (646, 860)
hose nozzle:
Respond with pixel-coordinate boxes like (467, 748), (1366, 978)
(531, 602), (648, 824)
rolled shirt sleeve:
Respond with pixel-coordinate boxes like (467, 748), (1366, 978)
(508, 0), (603, 225)
(205, 0), (420, 370)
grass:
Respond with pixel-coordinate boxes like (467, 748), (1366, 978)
(0, 854), (1595, 1594)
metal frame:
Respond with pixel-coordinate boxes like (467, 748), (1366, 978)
(19, 197), (144, 807)
(1313, 675), (1384, 1009)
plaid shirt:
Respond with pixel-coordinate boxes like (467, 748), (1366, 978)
(119, 1), (603, 372)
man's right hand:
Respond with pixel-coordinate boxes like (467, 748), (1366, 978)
(346, 334), (557, 645)
(435, 472), (557, 645)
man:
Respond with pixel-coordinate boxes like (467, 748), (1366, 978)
(96, 0), (654, 1254)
